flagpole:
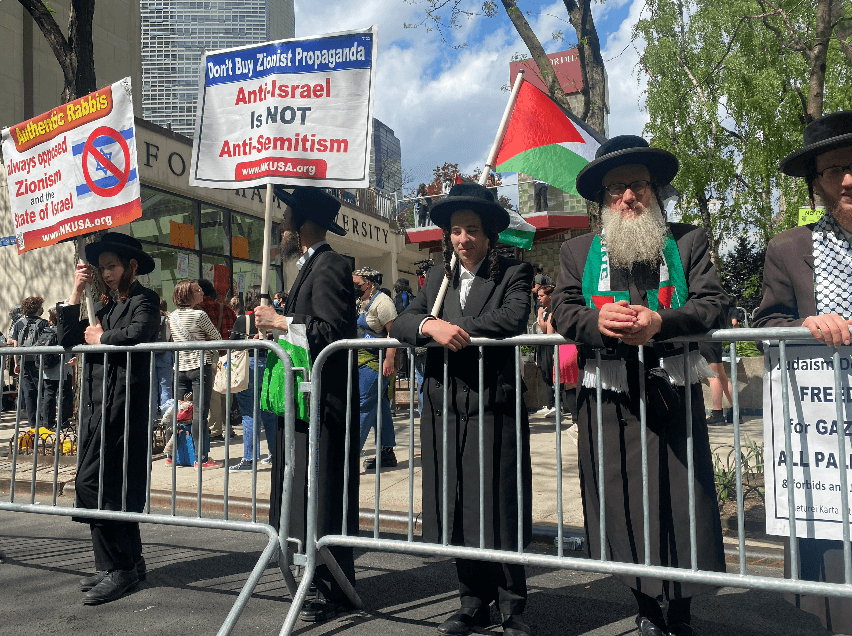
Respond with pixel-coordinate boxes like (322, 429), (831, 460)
(430, 70), (525, 317)
(76, 237), (98, 326)
(258, 182), (275, 339)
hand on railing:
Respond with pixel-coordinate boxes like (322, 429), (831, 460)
(802, 314), (852, 348)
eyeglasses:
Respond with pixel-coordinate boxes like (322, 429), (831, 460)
(817, 164), (852, 181)
(603, 180), (651, 197)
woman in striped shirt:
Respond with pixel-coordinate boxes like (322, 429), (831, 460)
(169, 279), (222, 468)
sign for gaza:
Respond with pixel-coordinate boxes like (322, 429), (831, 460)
(190, 26), (377, 189)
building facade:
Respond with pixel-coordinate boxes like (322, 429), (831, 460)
(370, 118), (402, 198)
(140, 0), (295, 137)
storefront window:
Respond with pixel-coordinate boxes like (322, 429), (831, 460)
(200, 253), (232, 300)
(200, 204), (228, 255)
(132, 187), (196, 246)
(231, 211), (277, 260)
(137, 246), (199, 309)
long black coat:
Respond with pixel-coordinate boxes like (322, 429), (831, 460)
(754, 223), (852, 633)
(269, 244), (359, 549)
(56, 283), (160, 517)
(391, 256), (533, 550)
(551, 223), (727, 599)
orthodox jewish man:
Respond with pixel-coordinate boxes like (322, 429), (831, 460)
(390, 182), (534, 636)
(550, 136), (727, 636)
(254, 186), (359, 623)
(754, 111), (852, 633)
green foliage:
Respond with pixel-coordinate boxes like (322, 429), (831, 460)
(635, 0), (852, 251)
(718, 234), (766, 314)
(714, 435), (764, 505)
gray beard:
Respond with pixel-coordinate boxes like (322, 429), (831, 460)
(601, 200), (667, 270)
(279, 230), (302, 262)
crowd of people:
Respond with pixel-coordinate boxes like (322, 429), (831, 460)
(3, 112), (852, 636)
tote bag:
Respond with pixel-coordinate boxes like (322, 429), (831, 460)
(261, 321), (311, 421)
(213, 329), (250, 394)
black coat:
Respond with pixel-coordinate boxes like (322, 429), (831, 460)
(391, 256), (533, 550)
(269, 244), (359, 548)
(551, 224), (727, 599)
(56, 283), (160, 517)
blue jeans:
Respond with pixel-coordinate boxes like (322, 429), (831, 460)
(358, 364), (395, 453)
(155, 351), (174, 416)
(235, 356), (277, 460)
(414, 352), (426, 417)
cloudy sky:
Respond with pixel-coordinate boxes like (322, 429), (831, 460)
(294, 0), (650, 196)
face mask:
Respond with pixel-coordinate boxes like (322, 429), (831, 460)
(273, 299), (280, 306)
(354, 284), (364, 296)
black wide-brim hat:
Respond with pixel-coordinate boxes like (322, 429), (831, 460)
(575, 135), (679, 201)
(780, 111), (852, 177)
(429, 182), (510, 233)
(86, 232), (155, 275)
(273, 185), (345, 236)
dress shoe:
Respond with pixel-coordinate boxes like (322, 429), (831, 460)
(80, 557), (146, 591)
(636, 616), (666, 636)
(298, 599), (345, 622)
(666, 624), (694, 636)
(82, 568), (139, 605)
(501, 614), (532, 636)
(437, 606), (490, 635)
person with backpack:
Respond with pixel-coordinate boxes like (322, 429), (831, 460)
(13, 296), (49, 429)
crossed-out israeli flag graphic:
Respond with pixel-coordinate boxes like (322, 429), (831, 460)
(71, 127), (138, 199)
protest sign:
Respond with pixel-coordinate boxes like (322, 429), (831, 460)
(764, 343), (852, 540)
(1, 78), (141, 254)
(189, 26), (377, 189)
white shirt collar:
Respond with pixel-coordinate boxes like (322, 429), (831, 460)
(459, 258), (486, 280)
(296, 240), (328, 270)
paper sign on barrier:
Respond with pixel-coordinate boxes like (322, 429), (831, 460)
(1, 78), (141, 253)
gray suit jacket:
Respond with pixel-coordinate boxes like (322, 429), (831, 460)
(753, 224), (816, 328)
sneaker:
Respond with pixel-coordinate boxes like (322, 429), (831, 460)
(194, 459), (224, 469)
(164, 456), (172, 466)
(364, 448), (398, 470)
(228, 458), (254, 473)
(261, 454), (272, 465)
(534, 406), (556, 417)
(706, 411), (725, 426)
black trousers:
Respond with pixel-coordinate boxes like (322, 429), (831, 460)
(456, 558), (527, 616)
(177, 364), (214, 458)
(19, 362), (40, 428)
(90, 520), (142, 571)
(314, 545), (356, 605)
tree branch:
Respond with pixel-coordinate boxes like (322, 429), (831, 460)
(17, 0), (75, 95)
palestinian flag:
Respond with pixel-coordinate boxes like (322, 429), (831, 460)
(495, 80), (605, 197)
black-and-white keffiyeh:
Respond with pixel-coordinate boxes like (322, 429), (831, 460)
(813, 213), (852, 319)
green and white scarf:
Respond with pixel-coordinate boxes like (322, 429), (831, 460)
(580, 231), (714, 393)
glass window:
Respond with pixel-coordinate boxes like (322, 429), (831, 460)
(138, 245), (198, 311)
(200, 253), (232, 300)
(200, 203), (228, 255)
(231, 212), (278, 261)
(133, 186), (196, 246)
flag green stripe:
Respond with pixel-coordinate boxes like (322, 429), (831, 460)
(497, 144), (589, 196)
(498, 227), (535, 250)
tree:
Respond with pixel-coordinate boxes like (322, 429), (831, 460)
(412, 162), (514, 209)
(636, 0), (852, 261)
(406, 0), (607, 134)
(18, 0), (98, 103)
(718, 235), (766, 315)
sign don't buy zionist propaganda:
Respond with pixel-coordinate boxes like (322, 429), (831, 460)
(1, 78), (141, 254)
(764, 344), (852, 540)
(190, 26), (377, 189)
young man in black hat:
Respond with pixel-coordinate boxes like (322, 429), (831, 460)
(754, 111), (852, 632)
(551, 136), (727, 636)
(391, 182), (534, 636)
(254, 186), (359, 622)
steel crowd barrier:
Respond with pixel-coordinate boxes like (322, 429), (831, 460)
(280, 327), (852, 636)
(0, 339), (298, 636)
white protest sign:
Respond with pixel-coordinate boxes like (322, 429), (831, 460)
(189, 27), (377, 189)
(1, 78), (141, 254)
(764, 343), (852, 540)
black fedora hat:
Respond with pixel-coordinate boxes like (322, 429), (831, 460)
(429, 182), (510, 233)
(86, 232), (155, 275)
(273, 185), (345, 236)
(780, 111), (852, 177)
(575, 135), (679, 201)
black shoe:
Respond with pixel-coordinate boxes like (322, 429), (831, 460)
(666, 624), (694, 636)
(502, 614), (532, 636)
(210, 434), (225, 442)
(437, 606), (490, 635)
(80, 558), (146, 591)
(82, 568), (139, 605)
(380, 448), (397, 467)
(298, 599), (345, 622)
(706, 411), (725, 426)
(636, 616), (666, 636)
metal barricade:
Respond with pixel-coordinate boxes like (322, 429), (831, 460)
(0, 339), (298, 636)
(280, 327), (852, 635)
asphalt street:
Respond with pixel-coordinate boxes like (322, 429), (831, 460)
(0, 504), (836, 636)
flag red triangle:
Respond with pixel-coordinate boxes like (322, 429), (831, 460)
(495, 81), (585, 166)
(454, 174), (465, 185)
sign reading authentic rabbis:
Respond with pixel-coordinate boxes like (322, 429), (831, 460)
(764, 343), (852, 540)
(189, 27), (377, 189)
(1, 78), (141, 253)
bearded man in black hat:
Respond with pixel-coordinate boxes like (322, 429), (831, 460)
(391, 182), (534, 636)
(551, 136), (727, 636)
(754, 111), (852, 633)
(253, 186), (359, 623)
